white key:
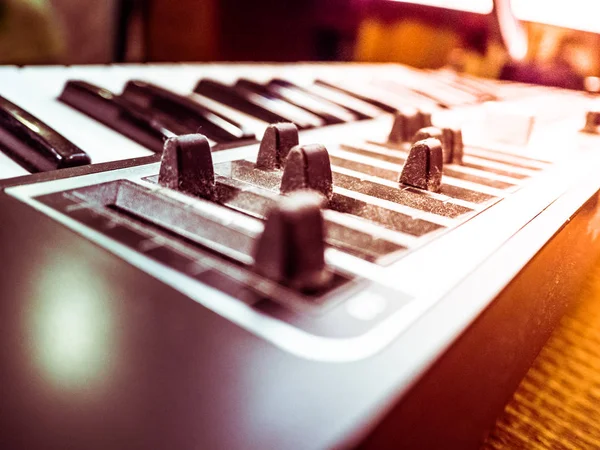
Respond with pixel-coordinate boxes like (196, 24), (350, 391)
(0, 153), (29, 180)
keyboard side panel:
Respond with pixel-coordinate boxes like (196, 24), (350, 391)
(358, 194), (600, 450)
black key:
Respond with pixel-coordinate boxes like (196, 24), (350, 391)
(58, 80), (175, 153)
(0, 95), (90, 172)
(269, 78), (377, 120)
(231, 80), (324, 128)
(315, 79), (398, 113)
(373, 78), (456, 109)
(194, 79), (321, 129)
(236, 78), (356, 124)
(428, 70), (499, 102)
(121, 80), (255, 142)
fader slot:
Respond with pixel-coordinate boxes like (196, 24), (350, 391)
(466, 146), (550, 169)
(147, 129), (417, 263)
(370, 139), (541, 178)
(76, 180), (259, 263)
(327, 193), (444, 236)
(218, 167), (446, 238)
(211, 178), (408, 261)
(327, 154), (496, 204)
(323, 220), (407, 261)
(331, 171), (474, 217)
(216, 159), (473, 218)
(341, 142), (519, 189)
(60, 180), (354, 306)
(145, 173), (409, 262)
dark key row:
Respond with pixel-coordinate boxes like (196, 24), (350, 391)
(0, 69), (516, 175)
(0, 76), (380, 171)
(56, 73), (503, 154)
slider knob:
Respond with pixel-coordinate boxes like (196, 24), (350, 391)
(583, 110), (600, 134)
(413, 126), (443, 145)
(280, 144), (333, 199)
(158, 134), (216, 199)
(389, 108), (433, 144)
(414, 126), (463, 164)
(256, 123), (299, 169)
(253, 191), (332, 292)
(400, 138), (443, 192)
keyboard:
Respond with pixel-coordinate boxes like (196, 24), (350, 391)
(1, 63), (600, 450)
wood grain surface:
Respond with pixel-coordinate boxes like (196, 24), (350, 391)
(483, 259), (600, 449)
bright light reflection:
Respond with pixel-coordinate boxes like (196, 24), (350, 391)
(512, 0), (600, 33)
(388, 0), (493, 14)
(496, 0), (528, 61)
(17, 114), (41, 134)
(30, 259), (114, 390)
(387, 1), (600, 34)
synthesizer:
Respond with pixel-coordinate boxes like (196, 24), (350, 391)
(1, 63), (600, 449)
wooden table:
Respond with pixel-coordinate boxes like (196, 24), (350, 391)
(483, 260), (600, 449)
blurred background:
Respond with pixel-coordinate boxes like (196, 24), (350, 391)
(1, 0), (600, 90)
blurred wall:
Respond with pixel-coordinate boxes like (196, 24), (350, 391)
(146, 0), (359, 62)
(147, 0), (218, 61)
(49, 0), (116, 64)
(0, 0), (63, 64)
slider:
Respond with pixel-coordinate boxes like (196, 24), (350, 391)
(419, 109), (433, 129)
(253, 191), (332, 292)
(280, 144), (333, 199)
(0, 94), (91, 172)
(413, 126), (443, 145)
(445, 127), (464, 165)
(583, 110), (600, 134)
(158, 134), (216, 199)
(400, 138), (443, 192)
(255, 123), (299, 170)
(388, 108), (433, 144)
(414, 126), (463, 164)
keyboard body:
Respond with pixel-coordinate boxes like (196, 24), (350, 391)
(2, 64), (600, 449)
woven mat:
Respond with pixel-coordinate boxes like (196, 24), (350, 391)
(482, 265), (600, 449)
